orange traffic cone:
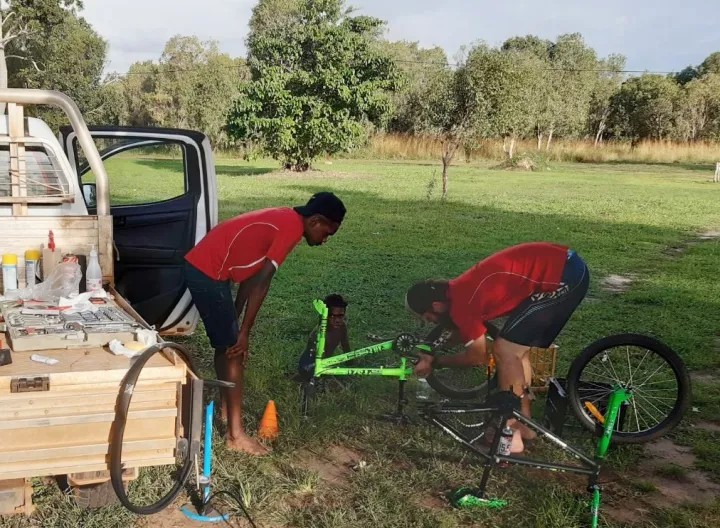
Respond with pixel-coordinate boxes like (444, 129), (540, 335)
(257, 400), (279, 440)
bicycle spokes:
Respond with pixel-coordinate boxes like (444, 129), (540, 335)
(577, 344), (680, 435)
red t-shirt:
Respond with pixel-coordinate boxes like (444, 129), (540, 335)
(448, 242), (569, 345)
(185, 207), (304, 282)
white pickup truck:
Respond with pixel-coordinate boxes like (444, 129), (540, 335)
(0, 89), (216, 514)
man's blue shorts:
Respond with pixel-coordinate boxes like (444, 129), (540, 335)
(185, 260), (239, 354)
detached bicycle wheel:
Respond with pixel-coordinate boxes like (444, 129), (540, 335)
(566, 333), (691, 444)
(424, 324), (497, 400)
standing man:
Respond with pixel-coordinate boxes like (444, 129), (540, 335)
(405, 241), (589, 453)
(184, 192), (347, 454)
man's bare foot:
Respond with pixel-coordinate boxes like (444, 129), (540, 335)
(510, 430), (524, 454)
(225, 433), (271, 455)
(512, 421), (537, 441)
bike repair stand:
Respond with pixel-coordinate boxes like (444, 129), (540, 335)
(379, 357), (414, 425)
(180, 400), (230, 523)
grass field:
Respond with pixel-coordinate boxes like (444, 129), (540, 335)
(4, 156), (720, 527)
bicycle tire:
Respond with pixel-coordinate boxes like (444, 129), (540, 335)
(566, 333), (691, 444)
(423, 323), (498, 400)
(426, 369), (498, 400)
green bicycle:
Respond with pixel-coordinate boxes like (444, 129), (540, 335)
(301, 298), (691, 445)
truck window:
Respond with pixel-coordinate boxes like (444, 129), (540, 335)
(80, 140), (186, 206)
(0, 143), (71, 197)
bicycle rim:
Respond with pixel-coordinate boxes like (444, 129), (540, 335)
(567, 334), (691, 444)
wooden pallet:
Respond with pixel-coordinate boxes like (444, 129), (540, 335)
(0, 344), (187, 481)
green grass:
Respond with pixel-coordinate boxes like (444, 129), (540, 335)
(5, 157), (720, 527)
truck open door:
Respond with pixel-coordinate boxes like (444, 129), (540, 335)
(59, 126), (217, 335)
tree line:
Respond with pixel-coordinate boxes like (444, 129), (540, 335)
(2, 0), (720, 175)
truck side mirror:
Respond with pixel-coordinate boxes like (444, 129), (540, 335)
(82, 182), (97, 207)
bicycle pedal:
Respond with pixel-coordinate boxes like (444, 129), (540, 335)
(448, 487), (507, 509)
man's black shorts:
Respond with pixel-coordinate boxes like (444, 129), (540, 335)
(498, 249), (589, 348)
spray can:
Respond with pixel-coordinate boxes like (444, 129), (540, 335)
(2, 254), (18, 294)
(25, 249), (40, 287)
(497, 426), (514, 467)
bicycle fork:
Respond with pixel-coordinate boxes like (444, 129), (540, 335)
(587, 387), (632, 528)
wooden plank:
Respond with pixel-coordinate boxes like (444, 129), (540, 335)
(0, 415), (177, 451)
(0, 408), (177, 431)
(0, 397), (176, 420)
(0, 458), (176, 481)
(7, 103), (22, 216)
(0, 449), (175, 475)
(97, 214), (114, 286)
(0, 381), (179, 401)
(0, 347), (185, 389)
(0, 196), (74, 204)
(0, 216), (100, 290)
(0, 388), (177, 410)
(0, 438), (176, 464)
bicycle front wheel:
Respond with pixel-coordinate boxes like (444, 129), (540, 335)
(566, 333), (691, 444)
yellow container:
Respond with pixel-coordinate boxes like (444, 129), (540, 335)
(2, 254), (17, 265)
(24, 249), (41, 287)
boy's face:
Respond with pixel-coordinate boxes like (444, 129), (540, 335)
(328, 306), (346, 329)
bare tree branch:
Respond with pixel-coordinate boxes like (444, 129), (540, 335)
(1, 25), (33, 46)
(5, 54), (43, 72)
(1, 10), (15, 28)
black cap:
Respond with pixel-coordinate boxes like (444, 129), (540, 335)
(293, 191), (346, 225)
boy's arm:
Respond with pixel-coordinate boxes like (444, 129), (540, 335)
(341, 325), (351, 352)
(227, 260), (276, 359)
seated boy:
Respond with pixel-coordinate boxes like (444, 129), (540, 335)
(295, 294), (351, 381)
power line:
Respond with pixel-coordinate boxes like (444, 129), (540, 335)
(110, 59), (679, 79)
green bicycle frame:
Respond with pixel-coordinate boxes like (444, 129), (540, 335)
(311, 299), (430, 381)
(589, 386), (631, 528)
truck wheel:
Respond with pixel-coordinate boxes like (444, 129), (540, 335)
(72, 480), (126, 509)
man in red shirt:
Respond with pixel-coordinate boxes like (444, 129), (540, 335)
(405, 242), (589, 453)
(184, 191), (346, 454)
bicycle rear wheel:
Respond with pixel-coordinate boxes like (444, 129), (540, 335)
(566, 333), (691, 444)
(423, 324), (497, 400)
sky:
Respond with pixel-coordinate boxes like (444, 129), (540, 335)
(82, 0), (720, 75)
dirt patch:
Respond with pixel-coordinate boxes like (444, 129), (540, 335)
(601, 437), (720, 525)
(698, 230), (720, 240)
(601, 274), (635, 293)
(603, 505), (648, 526)
(414, 492), (446, 510)
(644, 438), (695, 468)
(691, 371), (719, 384)
(135, 501), (249, 527)
(293, 445), (364, 488)
(694, 420), (720, 433)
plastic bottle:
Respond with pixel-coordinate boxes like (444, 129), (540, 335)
(416, 378), (434, 401)
(2, 254), (18, 294)
(85, 244), (103, 293)
(25, 249), (40, 287)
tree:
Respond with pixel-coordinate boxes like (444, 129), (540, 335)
(542, 33), (598, 148)
(227, 0), (399, 170)
(379, 39), (448, 133)
(588, 53), (626, 145)
(0, 0), (85, 114)
(464, 44), (542, 158)
(609, 74), (680, 142)
(698, 52), (720, 76)
(675, 65), (699, 85)
(676, 74), (720, 141)
(5, 3), (106, 131)
(404, 59), (486, 199)
(144, 36), (247, 148)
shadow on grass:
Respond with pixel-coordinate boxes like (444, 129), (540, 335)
(133, 158), (275, 177)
